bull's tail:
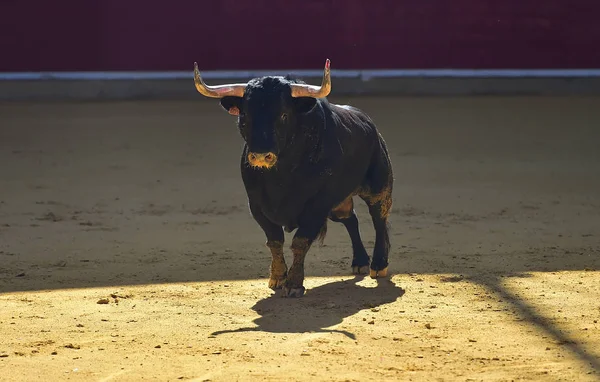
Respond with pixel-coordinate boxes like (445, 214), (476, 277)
(317, 220), (328, 247)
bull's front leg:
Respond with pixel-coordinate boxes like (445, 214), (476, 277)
(249, 203), (286, 290)
(282, 217), (326, 298)
(282, 237), (312, 297)
(266, 240), (287, 289)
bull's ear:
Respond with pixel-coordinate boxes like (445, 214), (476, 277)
(220, 96), (243, 116)
(292, 97), (317, 114)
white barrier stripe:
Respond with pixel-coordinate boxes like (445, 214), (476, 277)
(2, 69), (600, 81)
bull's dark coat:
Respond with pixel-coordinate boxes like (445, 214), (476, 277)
(218, 75), (393, 297)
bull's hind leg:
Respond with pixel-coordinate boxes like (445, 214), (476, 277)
(329, 196), (370, 274)
(360, 151), (393, 279)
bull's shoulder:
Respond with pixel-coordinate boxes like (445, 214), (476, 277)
(329, 103), (375, 125)
(334, 104), (360, 112)
(326, 103), (378, 139)
(329, 103), (361, 114)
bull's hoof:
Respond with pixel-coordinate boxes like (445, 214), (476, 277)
(282, 286), (305, 298)
(352, 265), (370, 275)
(268, 277), (286, 290)
(369, 267), (388, 279)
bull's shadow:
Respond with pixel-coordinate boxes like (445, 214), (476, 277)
(212, 276), (405, 339)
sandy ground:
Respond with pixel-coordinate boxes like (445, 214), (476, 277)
(0, 96), (599, 381)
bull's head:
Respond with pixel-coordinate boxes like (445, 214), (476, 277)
(193, 59), (331, 169)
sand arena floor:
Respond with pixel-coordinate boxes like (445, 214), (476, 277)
(0, 96), (599, 381)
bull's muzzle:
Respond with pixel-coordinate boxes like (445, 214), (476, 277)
(248, 152), (277, 169)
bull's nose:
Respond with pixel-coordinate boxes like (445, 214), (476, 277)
(248, 152), (278, 168)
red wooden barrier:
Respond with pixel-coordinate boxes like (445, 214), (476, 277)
(1, 0), (599, 72)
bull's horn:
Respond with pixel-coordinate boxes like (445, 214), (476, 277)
(193, 62), (247, 98)
(290, 59), (331, 98)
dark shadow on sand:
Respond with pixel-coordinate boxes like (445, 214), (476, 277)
(211, 275), (405, 339)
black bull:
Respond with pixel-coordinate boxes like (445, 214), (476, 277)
(194, 60), (393, 297)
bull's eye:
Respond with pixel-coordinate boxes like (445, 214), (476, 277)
(280, 113), (288, 122)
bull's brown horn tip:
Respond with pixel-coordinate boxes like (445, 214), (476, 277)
(325, 59), (330, 70)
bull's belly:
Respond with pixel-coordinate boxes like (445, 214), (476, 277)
(257, 188), (355, 232)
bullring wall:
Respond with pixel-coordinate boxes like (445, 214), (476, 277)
(1, 1), (599, 99)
